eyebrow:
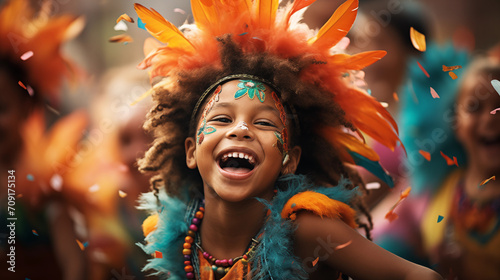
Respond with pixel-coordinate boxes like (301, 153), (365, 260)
(210, 102), (280, 116)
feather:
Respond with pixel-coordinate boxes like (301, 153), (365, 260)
(284, 0), (317, 27)
(329, 50), (387, 70)
(190, 0), (219, 30)
(348, 151), (394, 188)
(134, 3), (195, 51)
(308, 0), (358, 50)
(319, 126), (380, 161)
(253, 0), (279, 29)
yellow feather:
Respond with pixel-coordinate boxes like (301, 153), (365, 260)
(329, 50), (387, 70)
(191, 0), (219, 30)
(254, 0), (279, 29)
(134, 3), (194, 51)
(308, 0), (358, 49)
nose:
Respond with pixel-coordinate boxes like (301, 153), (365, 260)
(226, 121), (254, 141)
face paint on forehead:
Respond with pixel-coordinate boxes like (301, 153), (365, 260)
(234, 79), (266, 102)
(196, 85), (222, 145)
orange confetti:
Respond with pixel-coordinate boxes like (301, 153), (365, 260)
(18, 81), (27, 89)
(311, 257), (320, 267)
(393, 92), (399, 102)
(419, 150), (431, 161)
(16, 194), (23, 198)
(442, 65), (462, 72)
(440, 151), (459, 167)
(449, 72), (458, 80)
(410, 27), (426, 52)
(109, 34), (133, 43)
(154, 250), (163, 258)
(116, 13), (134, 23)
(76, 239), (86, 250)
(32, 230), (38, 236)
(334, 240), (352, 250)
(416, 61), (430, 78)
(118, 190), (128, 198)
(479, 176), (496, 187)
(430, 87), (440, 98)
(385, 187), (411, 222)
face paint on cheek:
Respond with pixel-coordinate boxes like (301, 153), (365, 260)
(196, 85), (222, 145)
(271, 91), (289, 160)
(234, 79), (266, 102)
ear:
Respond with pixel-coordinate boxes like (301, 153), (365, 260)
(185, 137), (197, 169)
(282, 146), (301, 175)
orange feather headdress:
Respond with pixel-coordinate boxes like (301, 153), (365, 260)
(0, 0), (84, 106)
(134, 0), (401, 186)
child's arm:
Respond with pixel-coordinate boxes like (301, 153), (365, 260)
(294, 212), (443, 280)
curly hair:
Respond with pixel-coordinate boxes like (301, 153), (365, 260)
(138, 35), (374, 237)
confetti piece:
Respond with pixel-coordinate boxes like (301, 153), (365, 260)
(365, 182), (381, 190)
(46, 104), (60, 116)
(437, 215), (444, 223)
(32, 230), (38, 236)
(89, 184), (100, 192)
(76, 239), (87, 250)
(335, 240), (352, 250)
(492, 79), (500, 95)
(380, 102), (389, 108)
(27, 174), (34, 181)
(448, 72), (458, 80)
(440, 151), (459, 167)
(419, 150), (431, 161)
(393, 92), (399, 102)
(114, 20), (128, 31)
(109, 34), (133, 43)
(118, 190), (128, 198)
(442, 65), (462, 72)
(385, 187), (411, 222)
(154, 250), (163, 258)
(26, 85), (34, 96)
(17, 194), (23, 198)
(479, 176), (496, 187)
(18, 81), (27, 89)
(410, 27), (426, 52)
(430, 87), (440, 99)
(116, 13), (134, 23)
(50, 174), (63, 191)
(174, 8), (186, 14)
(491, 108), (500, 115)
(137, 17), (146, 30)
(311, 257), (319, 267)
(20, 51), (34, 61)
(416, 61), (430, 78)
(238, 32), (248, 36)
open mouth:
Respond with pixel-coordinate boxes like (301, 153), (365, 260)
(218, 152), (256, 173)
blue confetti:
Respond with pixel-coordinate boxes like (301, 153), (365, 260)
(137, 17), (147, 30)
(238, 32), (248, 36)
(491, 79), (500, 96)
(83, 241), (89, 248)
(27, 174), (34, 181)
(437, 215), (444, 223)
(367, 89), (372, 95)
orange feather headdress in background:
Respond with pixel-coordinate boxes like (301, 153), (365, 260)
(134, 0), (402, 186)
(0, 0), (84, 106)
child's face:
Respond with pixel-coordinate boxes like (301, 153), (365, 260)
(185, 79), (301, 202)
(455, 72), (500, 173)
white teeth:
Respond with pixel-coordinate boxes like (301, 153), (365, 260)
(248, 156), (254, 164)
(239, 153), (244, 158)
(244, 155), (249, 159)
(221, 152), (256, 165)
(232, 152), (238, 158)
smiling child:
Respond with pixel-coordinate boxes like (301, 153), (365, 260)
(134, 1), (443, 279)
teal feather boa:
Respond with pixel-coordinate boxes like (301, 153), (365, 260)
(137, 174), (359, 279)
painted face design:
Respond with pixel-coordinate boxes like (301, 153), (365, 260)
(271, 91), (289, 161)
(236, 121), (249, 130)
(234, 80), (266, 102)
(197, 85), (222, 145)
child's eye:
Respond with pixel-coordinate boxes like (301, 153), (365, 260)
(212, 117), (232, 123)
(254, 120), (277, 128)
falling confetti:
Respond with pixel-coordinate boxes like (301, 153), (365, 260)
(448, 72), (458, 80)
(410, 27), (426, 52)
(419, 150), (431, 161)
(312, 257), (320, 267)
(334, 240), (353, 250)
(18, 81), (27, 89)
(492, 79), (500, 96)
(430, 87), (440, 99)
(116, 13), (134, 23)
(442, 65), (462, 72)
(416, 61), (430, 78)
(32, 230), (38, 236)
(365, 182), (381, 190)
(26, 85), (34, 96)
(174, 8), (186, 14)
(17, 194), (23, 198)
(76, 239), (88, 250)
(109, 34), (133, 43)
(154, 250), (163, 258)
(50, 174), (63, 191)
(393, 92), (399, 102)
(20, 51), (34, 61)
(114, 20), (128, 31)
(238, 32), (248, 36)
(479, 176), (496, 187)
(118, 190), (128, 198)
(385, 187), (411, 222)
(137, 17), (147, 30)
(440, 151), (458, 167)
(437, 215), (444, 223)
(491, 108), (500, 115)
(380, 102), (389, 108)
(27, 174), (34, 181)
(46, 104), (61, 116)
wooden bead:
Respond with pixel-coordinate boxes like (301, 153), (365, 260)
(183, 242), (191, 249)
(182, 249), (192, 255)
(184, 265), (193, 272)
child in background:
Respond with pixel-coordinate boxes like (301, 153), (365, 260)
(134, 0), (442, 279)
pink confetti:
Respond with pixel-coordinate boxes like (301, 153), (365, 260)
(491, 108), (500, 115)
(430, 87), (440, 98)
(27, 85), (34, 96)
(20, 51), (34, 61)
(174, 8), (186, 15)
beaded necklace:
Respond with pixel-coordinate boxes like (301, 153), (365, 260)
(182, 202), (260, 279)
